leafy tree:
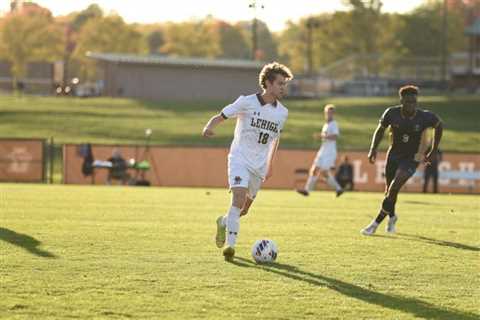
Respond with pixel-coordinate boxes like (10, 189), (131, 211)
(216, 21), (250, 59)
(0, 10), (64, 85)
(70, 4), (103, 32)
(281, 0), (457, 76)
(54, 4), (104, 84)
(277, 21), (307, 73)
(161, 19), (221, 58)
(399, 0), (470, 58)
(73, 15), (145, 79)
(237, 20), (278, 61)
(147, 30), (165, 54)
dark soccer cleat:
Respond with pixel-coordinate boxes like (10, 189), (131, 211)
(336, 189), (344, 197)
(223, 246), (235, 261)
(296, 189), (309, 197)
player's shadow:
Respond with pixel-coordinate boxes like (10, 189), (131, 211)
(396, 233), (480, 252)
(403, 200), (436, 205)
(228, 257), (478, 320)
(0, 227), (57, 258)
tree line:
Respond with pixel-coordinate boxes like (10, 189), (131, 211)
(0, 0), (478, 84)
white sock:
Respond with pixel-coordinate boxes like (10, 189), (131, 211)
(226, 206), (241, 247)
(327, 174), (342, 191)
(305, 175), (318, 192)
(221, 216), (227, 227)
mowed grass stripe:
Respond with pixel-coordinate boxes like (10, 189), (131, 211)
(1, 94), (479, 152)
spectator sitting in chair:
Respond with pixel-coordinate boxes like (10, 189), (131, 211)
(335, 156), (354, 191)
(107, 148), (130, 185)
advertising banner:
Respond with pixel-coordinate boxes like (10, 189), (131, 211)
(64, 144), (479, 194)
(0, 139), (45, 182)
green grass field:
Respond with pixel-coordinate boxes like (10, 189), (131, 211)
(1, 94), (479, 152)
(2, 184), (479, 319)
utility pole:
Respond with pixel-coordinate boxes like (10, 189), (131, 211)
(249, 1), (264, 60)
(306, 17), (320, 75)
(441, 0), (448, 84)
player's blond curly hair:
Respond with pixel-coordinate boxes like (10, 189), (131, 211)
(258, 62), (293, 90)
(324, 104), (335, 112)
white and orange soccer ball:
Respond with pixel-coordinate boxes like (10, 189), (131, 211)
(251, 239), (278, 263)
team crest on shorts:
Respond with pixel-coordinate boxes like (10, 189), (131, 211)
(234, 176), (242, 185)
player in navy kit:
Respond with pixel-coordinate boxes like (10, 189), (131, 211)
(361, 85), (443, 235)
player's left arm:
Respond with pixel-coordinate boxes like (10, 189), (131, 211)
(323, 133), (338, 140)
(426, 120), (443, 163)
(202, 114), (225, 137)
(265, 136), (281, 181)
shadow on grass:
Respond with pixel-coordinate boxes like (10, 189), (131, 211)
(368, 233), (479, 252)
(0, 227), (57, 258)
(396, 233), (480, 252)
(228, 257), (478, 320)
(403, 200), (436, 205)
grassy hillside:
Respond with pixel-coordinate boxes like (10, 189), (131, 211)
(1, 185), (479, 319)
(1, 94), (479, 152)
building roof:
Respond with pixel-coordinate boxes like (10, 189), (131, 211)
(86, 52), (264, 70)
(465, 18), (480, 36)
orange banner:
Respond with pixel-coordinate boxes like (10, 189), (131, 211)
(64, 144), (479, 194)
(0, 139), (45, 182)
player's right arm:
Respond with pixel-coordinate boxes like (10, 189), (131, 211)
(368, 124), (386, 164)
(202, 114), (225, 138)
(202, 95), (246, 138)
(368, 108), (390, 164)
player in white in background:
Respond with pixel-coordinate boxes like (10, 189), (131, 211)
(296, 104), (344, 197)
(202, 62), (293, 260)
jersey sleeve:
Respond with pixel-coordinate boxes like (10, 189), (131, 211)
(221, 95), (247, 119)
(379, 108), (392, 128)
(424, 110), (441, 128)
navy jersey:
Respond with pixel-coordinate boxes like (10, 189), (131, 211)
(379, 106), (441, 160)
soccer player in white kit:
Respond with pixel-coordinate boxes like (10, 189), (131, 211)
(297, 104), (344, 197)
(202, 62), (293, 260)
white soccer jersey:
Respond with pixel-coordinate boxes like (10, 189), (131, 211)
(317, 120), (339, 156)
(221, 93), (288, 178)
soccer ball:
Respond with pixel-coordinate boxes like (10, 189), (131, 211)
(251, 239), (278, 263)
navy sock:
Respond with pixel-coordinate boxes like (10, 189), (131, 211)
(382, 198), (395, 217)
(375, 197), (395, 223)
(375, 211), (387, 224)
(389, 201), (396, 218)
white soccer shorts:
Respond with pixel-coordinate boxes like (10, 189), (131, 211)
(314, 151), (337, 170)
(228, 160), (262, 199)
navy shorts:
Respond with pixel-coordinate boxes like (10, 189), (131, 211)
(385, 153), (419, 185)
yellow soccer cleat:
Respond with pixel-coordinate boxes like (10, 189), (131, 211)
(222, 246), (235, 261)
(215, 216), (226, 248)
